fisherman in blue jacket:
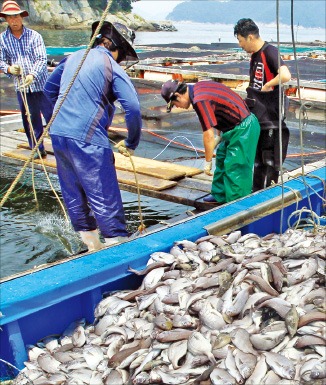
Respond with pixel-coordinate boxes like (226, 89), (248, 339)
(44, 21), (142, 251)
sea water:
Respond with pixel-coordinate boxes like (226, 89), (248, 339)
(39, 21), (326, 49)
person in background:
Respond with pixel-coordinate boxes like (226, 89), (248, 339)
(44, 21), (142, 251)
(234, 18), (291, 191)
(161, 80), (260, 207)
(0, 0), (52, 159)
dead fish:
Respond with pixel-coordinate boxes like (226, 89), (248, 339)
(212, 333), (231, 350)
(156, 329), (193, 343)
(225, 345), (243, 384)
(83, 344), (103, 370)
(257, 298), (292, 319)
(199, 300), (226, 330)
(311, 358), (326, 379)
(294, 334), (326, 348)
(188, 331), (216, 364)
(298, 311), (326, 327)
(154, 313), (173, 331)
(245, 354), (268, 385)
(263, 351), (295, 380)
(172, 314), (198, 329)
(108, 338), (151, 368)
(224, 286), (252, 317)
(285, 305), (299, 337)
(210, 367), (237, 385)
(168, 340), (188, 369)
(150, 367), (190, 384)
(234, 348), (257, 379)
(72, 325), (86, 348)
(149, 251), (176, 264)
(141, 267), (166, 290)
(250, 329), (287, 351)
(225, 230), (242, 244)
(37, 353), (62, 374)
(230, 328), (256, 355)
(128, 261), (167, 276)
(174, 240), (198, 250)
(287, 257), (318, 285)
(244, 274), (279, 296)
(267, 261), (285, 292)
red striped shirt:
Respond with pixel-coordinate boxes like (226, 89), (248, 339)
(191, 81), (250, 132)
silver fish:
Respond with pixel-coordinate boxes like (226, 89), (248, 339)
(225, 346), (243, 383)
(151, 367), (190, 384)
(246, 354), (268, 385)
(234, 348), (257, 379)
(168, 339), (188, 369)
(263, 351), (295, 380)
(210, 367), (237, 385)
(188, 331), (216, 364)
(37, 353), (62, 374)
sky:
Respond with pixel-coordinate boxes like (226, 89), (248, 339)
(131, 0), (184, 20)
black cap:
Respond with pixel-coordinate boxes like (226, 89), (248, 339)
(91, 21), (139, 64)
(161, 80), (182, 112)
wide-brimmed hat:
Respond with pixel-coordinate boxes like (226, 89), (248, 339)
(91, 21), (138, 64)
(0, 0), (29, 18)
(161, 80), (185, 112)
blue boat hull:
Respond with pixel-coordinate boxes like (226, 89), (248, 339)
(0, 166), (325, 378)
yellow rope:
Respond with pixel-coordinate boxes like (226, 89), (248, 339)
(0, 0), (113, 210)
(127, 153), (146, 234)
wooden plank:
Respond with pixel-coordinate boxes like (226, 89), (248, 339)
(18, 141), (202, 181)
(177, 177), (211, 193)
(119, 182), (208, 207)
(114, 152), (202, 178)
(17, 140), (53, 154)
(2, 148), (177, 191)
(117, 170), (177, 191)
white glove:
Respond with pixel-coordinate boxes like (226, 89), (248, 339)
(214, 135), (221, 148)
(204, 160), (213, 176)
(20, 74), (34, 88)
(115, 139), (134, 157)
(8, 64), (21, 75)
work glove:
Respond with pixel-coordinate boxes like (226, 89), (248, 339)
(204, 160), (213, 176)
(115, 139), (134, 157)
(8, 64), (21, 75)
(214, 135), (221, 149)
(20, 74), (34, 88)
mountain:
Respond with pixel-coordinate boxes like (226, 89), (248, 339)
(167, 0), (326, 29)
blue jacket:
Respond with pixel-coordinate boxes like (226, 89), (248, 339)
(44, 46), (142, 149)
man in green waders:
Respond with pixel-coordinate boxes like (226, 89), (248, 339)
(161, 80), (260, 208)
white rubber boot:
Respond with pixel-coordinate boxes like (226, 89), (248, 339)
(104, 236), (128, 246)
(79, 230), (103, 252)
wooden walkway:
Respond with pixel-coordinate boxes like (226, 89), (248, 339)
(0, 113), (213, 209)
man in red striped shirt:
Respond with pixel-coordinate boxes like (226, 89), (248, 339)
(161, 80), (260, 206)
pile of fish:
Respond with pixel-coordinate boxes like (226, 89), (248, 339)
(14, 228), (326, 385)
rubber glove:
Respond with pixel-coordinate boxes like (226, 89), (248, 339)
(20, 74), (34, 88)
(8, 64), (21, 75)
(115, 139), (134, 157)
(214, 135), (221, 149)
(204, 160), (213, 176)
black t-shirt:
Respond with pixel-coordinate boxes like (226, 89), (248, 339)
(250, 42), (285, 90)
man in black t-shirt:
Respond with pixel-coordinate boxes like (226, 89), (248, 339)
(234, 18), (291, 191)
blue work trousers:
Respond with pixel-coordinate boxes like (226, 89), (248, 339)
(17, 91), (52, 152)
(51, 135), (128, 238)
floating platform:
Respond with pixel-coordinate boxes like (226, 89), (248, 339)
(0, 114), (217, 210)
